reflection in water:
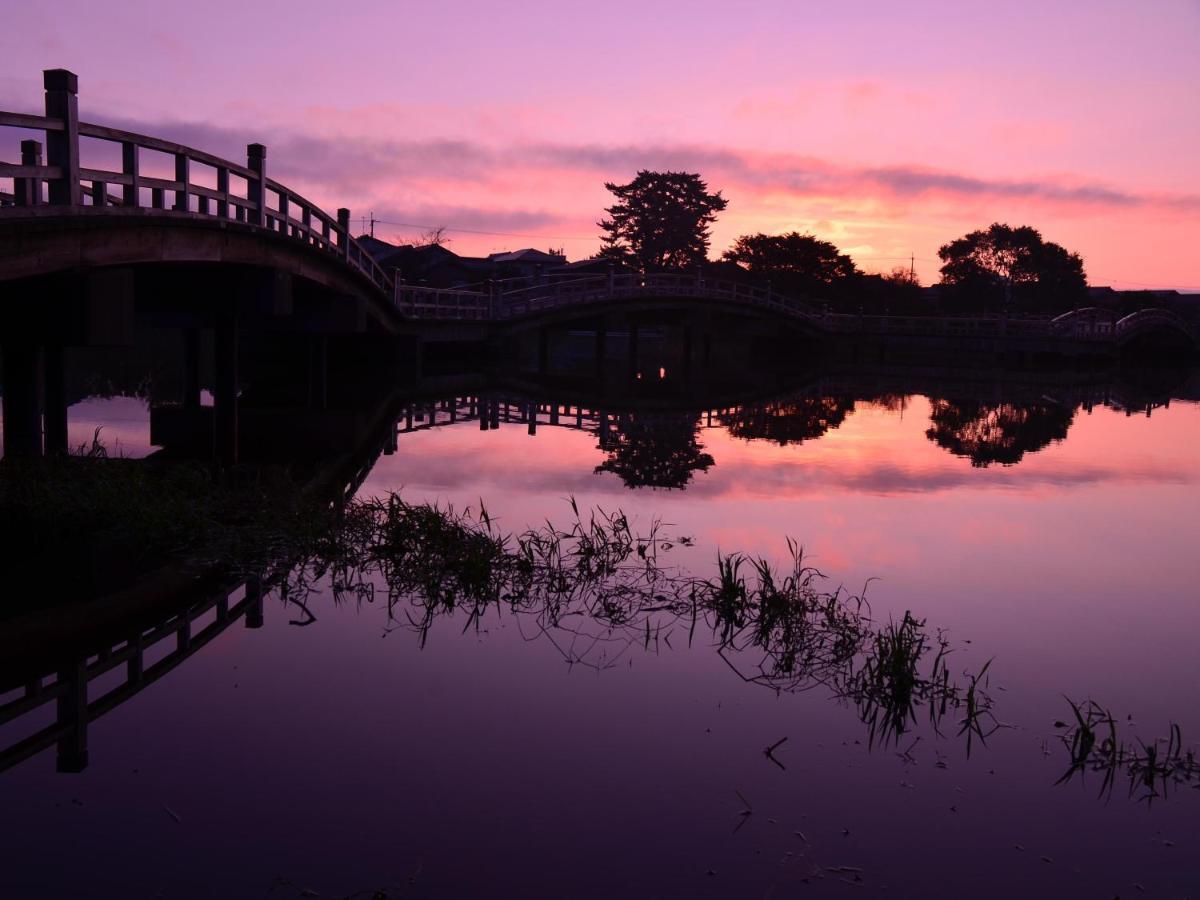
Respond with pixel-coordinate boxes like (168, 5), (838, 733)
(722, 396), (857, 446)
(1056, 698), (1200, 804)
(595, 411), (715, 489)
(4, 358), (1200, 898)
(925, 399), (1076, 467)
(282, 497), (994, 751)
(392, 372), (1191, 486)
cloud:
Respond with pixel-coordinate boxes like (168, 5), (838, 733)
(63, 111), (1200, 233)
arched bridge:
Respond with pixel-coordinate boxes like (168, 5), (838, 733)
(3, 69), (1196, 357)
(0, 70), (394, 320)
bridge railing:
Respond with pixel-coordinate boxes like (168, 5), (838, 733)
(489, 272), (824, 320)
(0, 69), (392, 298)
(395, 284), (492, 320)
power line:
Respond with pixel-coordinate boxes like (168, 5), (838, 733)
(1091, 273), (1200, 291)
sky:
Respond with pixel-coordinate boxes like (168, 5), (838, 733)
(2, 0), (1198, 288)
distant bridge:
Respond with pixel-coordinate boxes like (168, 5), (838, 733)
(396, 274), (1198, 349)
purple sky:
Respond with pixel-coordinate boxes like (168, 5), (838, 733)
(2, 0), (1198, 287)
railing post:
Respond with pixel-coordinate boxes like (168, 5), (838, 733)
(43, 69), (80, 206)
(215, 166), (229, 218)
(16, 140), (42, 206)
(173, 152), (190, 212)
(337, 208), (351, 260)
(247, 143), (266, 227)
(122, 141), (140, 206)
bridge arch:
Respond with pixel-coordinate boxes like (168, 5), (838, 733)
(1113, 308), (1197, 352)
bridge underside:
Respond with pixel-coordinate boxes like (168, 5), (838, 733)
(496, 295), (829, 339)
(0, 227), (421, 460)
(0, 211), (400, 333)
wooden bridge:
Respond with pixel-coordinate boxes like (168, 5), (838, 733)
(397, 272), (1198, 348)
(0, 70), (392, 301)
(2, 69), (1194, 351)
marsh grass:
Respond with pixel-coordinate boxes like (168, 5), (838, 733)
(1056, 698), (1200, 803)
(274, 494), (996, 750)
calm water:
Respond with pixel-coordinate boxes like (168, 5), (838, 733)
(3, 376), (1200, 898)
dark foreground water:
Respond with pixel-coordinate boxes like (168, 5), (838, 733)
(3, 375), (1200, 898)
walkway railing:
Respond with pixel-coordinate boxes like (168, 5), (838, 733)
(0, 69), (391, 296)
(395, 272), (825, 323)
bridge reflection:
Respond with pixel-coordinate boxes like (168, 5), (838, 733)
(390, 363), (1194, 479)
(0, 579), (263, 774)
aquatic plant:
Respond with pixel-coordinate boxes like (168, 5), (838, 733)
(274, 493), (996, 749)
(1056, 698), (1200, 803)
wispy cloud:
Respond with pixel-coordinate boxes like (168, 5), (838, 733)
(89, 112), (1200, 223)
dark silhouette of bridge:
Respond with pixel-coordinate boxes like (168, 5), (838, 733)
(3, 70), (1197, 462)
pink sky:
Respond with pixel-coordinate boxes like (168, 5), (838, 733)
(2, 0), (1198, 288)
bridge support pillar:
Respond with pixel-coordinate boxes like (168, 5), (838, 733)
(55, 660), (88, 773)
(1, 342), (43, 458)
(307, 336), (328, 409)
(213, 309), (239, 467)
(43, 343), (68, 455)
(396, 333), (422, 385)
(537, 326), (550, 375)
(183, 328), (201, 409)
(628, 322), (640, 379)
(594, 322), (607, 378)
(244, 577), (264, 629)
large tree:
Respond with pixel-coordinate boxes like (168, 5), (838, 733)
(598, 171), (727, 272)
(722, 232), (859, 291)
(937, 223), (1086, 309)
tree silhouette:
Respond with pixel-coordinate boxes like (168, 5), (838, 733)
(722, 232), (860, 296)
(594, 412), (715, 489)
(937, 223), (1086, 310)
(723, 396), (856, 445)
(925, 399), (1075, 466)
(597, 171), (727, 272)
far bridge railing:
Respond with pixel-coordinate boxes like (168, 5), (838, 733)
(395, 272), (824, 323)
(0, 69), (391, 297)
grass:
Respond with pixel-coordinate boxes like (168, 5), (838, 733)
(1056, 697), (1200, 803)
(272, 493), (996, 751)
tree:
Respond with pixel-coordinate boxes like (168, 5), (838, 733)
(598, 171), (727, 272)
(722, 232), (860, 300)
(937, 223), (1086, 310)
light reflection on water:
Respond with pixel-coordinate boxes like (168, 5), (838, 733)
(3, 386), (1200, 897)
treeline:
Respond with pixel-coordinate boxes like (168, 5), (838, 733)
(595, 170), (1089, 314)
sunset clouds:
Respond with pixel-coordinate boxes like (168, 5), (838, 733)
(2, 0), (1197, 288)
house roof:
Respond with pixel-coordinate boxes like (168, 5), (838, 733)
(486, 248), (566, 264)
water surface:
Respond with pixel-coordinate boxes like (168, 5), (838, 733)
(3, 376), (1199, 898)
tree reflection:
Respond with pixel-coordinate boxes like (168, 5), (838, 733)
(925, 399), (1074, 466)
(722, 396), (856, 446)
(594, 412), (715, 489)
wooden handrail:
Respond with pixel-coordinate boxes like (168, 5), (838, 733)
(1, 70), (390, 303)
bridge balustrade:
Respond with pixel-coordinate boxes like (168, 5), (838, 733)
(0, 70), (391, 297)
